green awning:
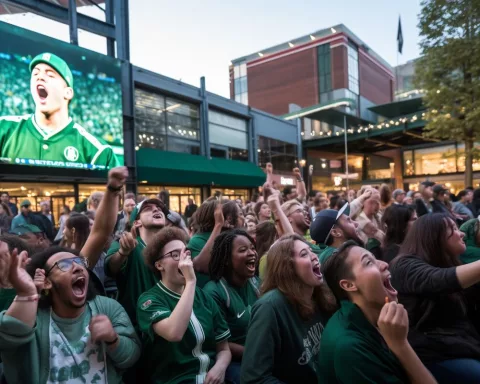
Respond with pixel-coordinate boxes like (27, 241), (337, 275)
(368, 97), (425, 118)
(137, 148), (266, 187)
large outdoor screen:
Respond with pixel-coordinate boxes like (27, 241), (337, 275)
(0, 21), (123, 170)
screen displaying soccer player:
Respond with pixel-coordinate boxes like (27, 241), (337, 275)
(0, 22), (123, 170)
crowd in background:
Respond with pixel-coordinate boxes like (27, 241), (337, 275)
(1, 164), (480, 383)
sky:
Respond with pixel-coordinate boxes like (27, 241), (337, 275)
(0, 0), (422, 97)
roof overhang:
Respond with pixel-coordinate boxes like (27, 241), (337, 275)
(369, 97), (425, 118)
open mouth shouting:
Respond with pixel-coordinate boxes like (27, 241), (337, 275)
(71, 275), (87, 300)
(153, 212), (164, 220)
(383, 274), (398, 301)
(312, 261), (323, 281)
(245, 257), (256, 275)
(36, 84), (48, 102)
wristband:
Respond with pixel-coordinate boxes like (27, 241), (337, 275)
(107, 184), (123, 193)
(14, 294), (39, 302)
(297, 178), (304, 182)
(105, 335), (119, 346)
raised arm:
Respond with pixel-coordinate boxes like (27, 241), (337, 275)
(293, 168), (307, 203)
(152, 249), (196, 342)
(5, 250), (38, 328)
(263, 183), (293, 236)
(192, 203), (224, 274)
(81, 167), (128, 267)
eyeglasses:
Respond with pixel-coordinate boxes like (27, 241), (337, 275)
(46, 257), (89, 276)
(160, 250), (182, 261)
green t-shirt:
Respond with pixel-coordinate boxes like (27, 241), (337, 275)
(318, 300), (408, 383)
(137, 281), (231, 384)
(319, 246), (337, 264)
(241, 289), (329, 384)
(51, 306), (91, 342)
(203, 277), (260, 345)
(187, 231), (212, 288)
(0, 115), (119, 169)
(105, 237), (158, 326)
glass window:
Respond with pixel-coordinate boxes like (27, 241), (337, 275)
(456, 143), (480, 172)
(211, 147), (227, 159)
(414, 145), (457, 175)
(239, 63), (247, 77)
(212, 188), (249, 202)
(229, 148), (249, 161)
(137, 133), (166, 151)
(403, 150), (414, 176)
(258, 136), (298, 172)
(317, 44), (332, 94)
(167, 137), (200, 155)
(208, 110), (248, 150)
(234, 65), (240, 79)
(137, 186), (201, 214)
(166, 97), (199, 119)
(348, 44), (359, 95)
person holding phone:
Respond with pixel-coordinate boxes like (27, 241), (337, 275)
(138, 227), (231, 384)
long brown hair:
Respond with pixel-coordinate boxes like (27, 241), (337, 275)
(0, 202), (12, 217)
(261, 234), (336, 319)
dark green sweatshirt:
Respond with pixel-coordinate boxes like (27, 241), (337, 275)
(460, 219), (480, 264)
(241, 289), (328, 384)
(318, 300), (408, 383)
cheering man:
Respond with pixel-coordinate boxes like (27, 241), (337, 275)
(0, 52), (119, 169)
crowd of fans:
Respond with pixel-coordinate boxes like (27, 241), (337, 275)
(1, 164), (480, 383)
(0, 54), (123, 146)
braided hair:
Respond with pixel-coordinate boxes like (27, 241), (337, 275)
(209, 229), (255, 282)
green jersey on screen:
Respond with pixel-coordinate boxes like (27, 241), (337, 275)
(0, 115), (119, 169)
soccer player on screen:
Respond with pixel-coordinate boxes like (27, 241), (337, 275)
(0, 52), (119, 169)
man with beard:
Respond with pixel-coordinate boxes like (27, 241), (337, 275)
(281, 200), (323, 255)
(0, 52), (118, 169)
(0, 246), (140, 384)
(310, 203), (364, 264)
(105, 199), (167, 326)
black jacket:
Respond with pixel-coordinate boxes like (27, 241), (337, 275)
(390, 255), (480, 364)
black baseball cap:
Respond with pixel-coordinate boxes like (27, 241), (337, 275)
(310, 203), (350, 244)
(433, 184), (449, 195)
(421, 181), (435, 188)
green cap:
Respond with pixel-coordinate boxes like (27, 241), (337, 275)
(20, 199), (32, 207)
(29, 52), (74, 88)
(129, 198), (163, 225)
(9, 224), (43, 236)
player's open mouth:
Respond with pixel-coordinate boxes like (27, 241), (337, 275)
(245, 257), (256, 273)
(383, 275), (397, 297)
(312, 262), (323, 280)
(37, 84), (48, 100)
(153, 213), (163, 219)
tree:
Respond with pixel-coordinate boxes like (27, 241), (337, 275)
(415, 0), (480, 186)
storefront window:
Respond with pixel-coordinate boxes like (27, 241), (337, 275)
(413, 145), (457, 175)
(212, 188), (249, 202)
(0, 182), (76, 227)
(456, 143), (480, 173)
(404, 150), (414, 176)
(137, 186), (201, 215)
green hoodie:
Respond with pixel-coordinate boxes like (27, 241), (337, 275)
(0, 296), (141, 384)
(460, 219), (480, 264)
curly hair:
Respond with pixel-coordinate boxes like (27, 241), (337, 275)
(262, 234), (336, 319)
(143, 227), (189, 279)
(209, 229), (256, 282)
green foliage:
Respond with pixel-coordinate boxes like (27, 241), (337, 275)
(415, 0), (480, 184)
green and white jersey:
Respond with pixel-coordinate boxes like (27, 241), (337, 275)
(203, 277), (260, 345)
(105, 237), (158, 327)
(137, 280), (231, 384)
(0, 115), (119, 169)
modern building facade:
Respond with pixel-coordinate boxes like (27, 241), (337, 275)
(0, 1), (300, 220)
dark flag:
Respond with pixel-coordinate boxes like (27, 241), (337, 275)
(397, 16), (404, 54)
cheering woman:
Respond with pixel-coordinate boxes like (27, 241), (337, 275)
(137, 227), (231, 384)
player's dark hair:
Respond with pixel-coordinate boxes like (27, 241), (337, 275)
(209, 229), (255, 282)
(222, 200), (242, 229)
